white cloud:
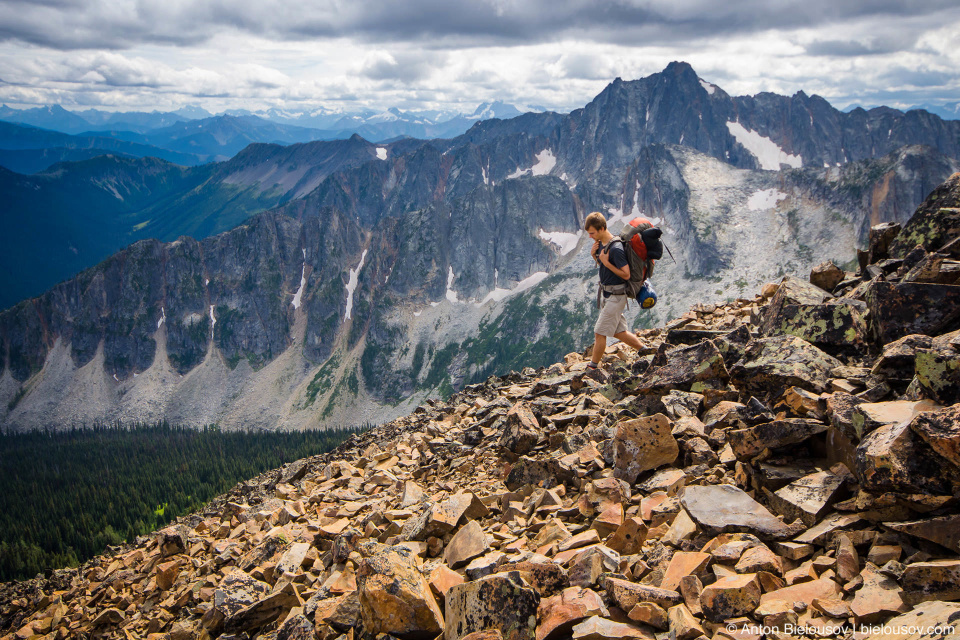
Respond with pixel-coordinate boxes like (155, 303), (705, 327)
(0, 2), (956, 113)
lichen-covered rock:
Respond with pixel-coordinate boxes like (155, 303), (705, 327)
(901, 560), (960, 605)
(870, 334), (934, 382)
(628, 340), (728, 394)
(729, 335), (843, 396)
(699, 573), (760, 622)
(357, 546), (444, 639)
(766, 300), (867, 350)
(869, 222), (903, 262)
(889, 172), (960, 257)
(908, 405), (960, 468)
(445, 572), (540, 640)
(767, 469), (847, 527)
(759, 276), (831, 335)
(861, 601), (960, 640)
(855, 421), (954, 495)
(864, 281), (960, 344)
(505, 457), (577, 491)
(915, 347), (960, 404)
(612, 414), (678, 483)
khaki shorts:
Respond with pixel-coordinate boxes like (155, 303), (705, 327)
(594, 293), (628, 337)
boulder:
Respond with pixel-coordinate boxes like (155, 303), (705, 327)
(726, 418), (829, 458)
(861, 601), (960, 640)
(850, 563), (910, 624)
(612, 414), (678, 483)
(357, 546), (444, 639)
(501, 402), (541, 455)
(601, 576), (682, 610)
(864, 281), (960, 344)
(915, 347), (960, 405)
(680, 484), (802, 540)
(888, 172), (960, 257)
(570, 616), (654, 640)
(759, 276), (831, 336)
(699, 573), (761, 622)
(902, 560), (960, 605)
(855, 421), (954, 494)
(536, 587), (608, 640)
(870, 334), (933, 381)
(445, 520), (491, 569)
(887, 514), (960, 554)
(729, 335), (843, 396)
(869, 222), (902, 263)
(851, 400), (941, 441)
(445, 572), (540, 640)
(506, 457), (577, 491)
(810, 261), (845, 292)
(908, 404), (960, 467)
(629, 340), (728, 394)
(766, 469), (846, 527)
(766, 300), (868, 350)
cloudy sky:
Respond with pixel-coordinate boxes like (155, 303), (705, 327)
(0, 0), (958, 115)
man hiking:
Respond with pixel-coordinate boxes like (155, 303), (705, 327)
(584, 211), (644, 369)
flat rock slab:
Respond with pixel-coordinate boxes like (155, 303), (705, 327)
(768, 470), (846, 527)
(727, 418), (829, 458)
(888, 514), (960, 554)
(680, 485), (802, 540)
(861, 601), (960, 639)
(767, 302), (867, 349)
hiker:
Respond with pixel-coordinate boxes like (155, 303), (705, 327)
(585, 211), (644, 369)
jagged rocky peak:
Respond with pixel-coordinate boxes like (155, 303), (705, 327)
(2, 176), (960, 639)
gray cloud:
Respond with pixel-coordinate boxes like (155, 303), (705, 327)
(0, 0), (958, 50)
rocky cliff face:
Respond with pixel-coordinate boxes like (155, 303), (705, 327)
(2, 63), (960, 431)
(2, 210), (959, 639)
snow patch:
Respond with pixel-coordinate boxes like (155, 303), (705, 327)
(292, 263), (307, 309)
(747, 189), (788, 211)
(539, 229), (582, 255)
(445, 267), (460, 303)
(476, 271), (549, 306)
(726, 121), (803, 170)
(345, 249), (368, 320)
(699, 79), (716, 95)
(413, 310), (422, 317)
(531, 149), (556, 176)
(508, 148), (555, 180)
(157, 307), (166, 329)
(376, 147), (387, 160)
(209, 305), (216, 329)
(482, 164), (489, 185)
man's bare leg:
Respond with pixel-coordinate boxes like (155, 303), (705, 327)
(591, 333), (607, 365)
(613, 330), (643, 351)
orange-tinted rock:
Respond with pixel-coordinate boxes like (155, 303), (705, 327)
(699, 573), (761, 622)
(445, 572), (540, 640)
(357, 546), (444, 639)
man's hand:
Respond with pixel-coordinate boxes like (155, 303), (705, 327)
(597, 245), (611, 268)
(591, 240), (601, 264)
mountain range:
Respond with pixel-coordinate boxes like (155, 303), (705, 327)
(1, 61), (959, 433)
(0, 101), (528, 172)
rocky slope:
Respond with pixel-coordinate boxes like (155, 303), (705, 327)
(2, 188), (959, 639)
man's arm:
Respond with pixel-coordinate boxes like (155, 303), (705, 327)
(599, 247), (631, 280)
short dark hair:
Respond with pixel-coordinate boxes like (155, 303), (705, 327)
(584, 211), (607, 231)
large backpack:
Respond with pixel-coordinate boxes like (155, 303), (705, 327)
(615, 217), (663, 299)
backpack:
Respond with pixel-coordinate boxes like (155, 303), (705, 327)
(615, 217), (663, 301)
